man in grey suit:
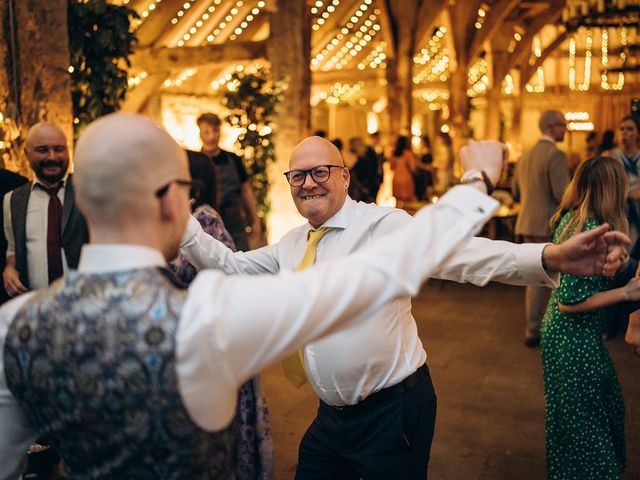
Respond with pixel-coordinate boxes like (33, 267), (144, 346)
(513, 110), (570, 347)
(3, 123), (88, 297)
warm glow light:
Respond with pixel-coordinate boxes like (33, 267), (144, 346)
(367, 112), (379, 134)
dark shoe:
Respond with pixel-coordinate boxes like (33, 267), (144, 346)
(524, 336), (540, 348)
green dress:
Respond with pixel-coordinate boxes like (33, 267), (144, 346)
(541, 212), (626, 479)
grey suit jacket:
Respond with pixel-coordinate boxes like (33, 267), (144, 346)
(9, 174), (89, 289)
(513, 139), (569, 238)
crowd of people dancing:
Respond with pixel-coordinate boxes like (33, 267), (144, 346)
(0, 109), (638, 480)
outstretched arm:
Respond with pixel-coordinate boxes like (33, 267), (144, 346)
(559, 277), (640, 313)
(542, 224), (631, 277)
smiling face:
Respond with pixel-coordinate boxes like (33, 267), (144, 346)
(25, 123), (70, 186)
(289, 136), (350, 228)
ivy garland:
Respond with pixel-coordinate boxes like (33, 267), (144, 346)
(221, 66), (285, 224)
(67, 0), (138, 140)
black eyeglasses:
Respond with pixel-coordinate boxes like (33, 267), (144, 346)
(283, 165), (344, 187)
(155, 179), (203, 198)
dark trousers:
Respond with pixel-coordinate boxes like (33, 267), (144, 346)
(295, 366), (437, 480)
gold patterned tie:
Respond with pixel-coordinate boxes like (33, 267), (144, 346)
(281, 227), (334, 387)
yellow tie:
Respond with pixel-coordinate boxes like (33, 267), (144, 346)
(281, 227), (334, 387)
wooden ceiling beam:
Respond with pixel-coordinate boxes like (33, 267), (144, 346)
(215, 1), (258, 43)
(156, 0), (218, 47)
(131, 40), (268, 74)
(414, 0), (447, 51)
(135, 0), (184, 47)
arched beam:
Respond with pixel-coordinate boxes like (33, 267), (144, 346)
(511, 0), (565, 73)
(521, 28), (568, 86)
(469, 0), (520, 61)
(414, 0), (447, 52)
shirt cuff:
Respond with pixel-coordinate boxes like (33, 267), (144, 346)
(437, 185), (500, 222)
(514, 242), (558, 287)
(181, 215), (201, 247)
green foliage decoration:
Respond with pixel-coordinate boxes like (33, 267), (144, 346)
(221, 66), (286, 224)
(68, 0), (138, 140)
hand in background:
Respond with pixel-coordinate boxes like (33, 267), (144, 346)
(3, 264), (29, 297)
(625, 309), (640, 356)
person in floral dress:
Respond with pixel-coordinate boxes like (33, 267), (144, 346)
(171, 170), (273, 480)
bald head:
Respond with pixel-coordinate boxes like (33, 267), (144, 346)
(539, 110), (567, 142)
(25, 123), (67, 149)
(74, 113), (189, 224)
(289, 136), (344, 170)
(24, 123), (70, 185)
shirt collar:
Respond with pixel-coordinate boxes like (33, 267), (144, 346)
(540, 135), (556, 144)
(77, 244), (166, 273)
(306, 196), (354, 232)
(31, 173), (69, 191)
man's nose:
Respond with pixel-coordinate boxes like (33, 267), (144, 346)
(302, 172), (318, 188)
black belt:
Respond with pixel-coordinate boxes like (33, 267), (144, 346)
(322, 364), (429, 416)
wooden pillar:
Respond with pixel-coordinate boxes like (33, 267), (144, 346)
(266, 0), (311, 242)
(448, 66), (468, 168)
(15, 0), (72, 140)
(385, 29), (414, 135)
(0, 0), (72, 172)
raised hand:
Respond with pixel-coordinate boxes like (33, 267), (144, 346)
(460, 140), (508, 186)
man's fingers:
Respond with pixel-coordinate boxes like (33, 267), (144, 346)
(581, 223), (610, 243)
(603, 230), (632, 247)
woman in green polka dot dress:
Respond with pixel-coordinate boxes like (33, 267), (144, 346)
(541, 156), (628, 479)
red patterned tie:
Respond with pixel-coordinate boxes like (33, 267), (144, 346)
(40, 183), (64, 283)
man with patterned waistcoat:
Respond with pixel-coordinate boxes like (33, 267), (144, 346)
(0, 112), (531, 478)
(2, 123), (88, 298)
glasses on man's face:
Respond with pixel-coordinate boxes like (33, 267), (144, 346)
(283, 165), (344, 187)
(155, 179), (203, 198)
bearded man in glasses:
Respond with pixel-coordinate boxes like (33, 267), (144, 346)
(181, 135), (630, 480)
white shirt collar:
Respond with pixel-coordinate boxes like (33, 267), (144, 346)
(307, 196), (354, 232)
(77, 244), (166, 273)
(540, 135), (556, 144)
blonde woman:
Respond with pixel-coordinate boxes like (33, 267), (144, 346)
(541, 156), (628, 479)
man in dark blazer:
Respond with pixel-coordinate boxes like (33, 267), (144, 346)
(512, 110), (570, 346)
(2, 123), (88, 297)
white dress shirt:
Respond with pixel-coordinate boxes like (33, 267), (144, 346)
(0, 185), (498, 479)
(181, 195), (555, 406)
(3, 176), (70, 290)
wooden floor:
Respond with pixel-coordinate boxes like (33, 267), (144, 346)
(260, 280), (640, 479)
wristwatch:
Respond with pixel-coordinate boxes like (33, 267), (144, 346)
(460, 168), (494, 195)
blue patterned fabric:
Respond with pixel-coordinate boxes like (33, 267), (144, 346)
(3, 268), (237, 479)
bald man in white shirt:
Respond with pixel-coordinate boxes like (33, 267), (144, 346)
(181, 137), (630, 479)
(0, 113), (536, 479)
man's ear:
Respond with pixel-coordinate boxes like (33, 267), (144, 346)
(343, 167), (350, 188)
